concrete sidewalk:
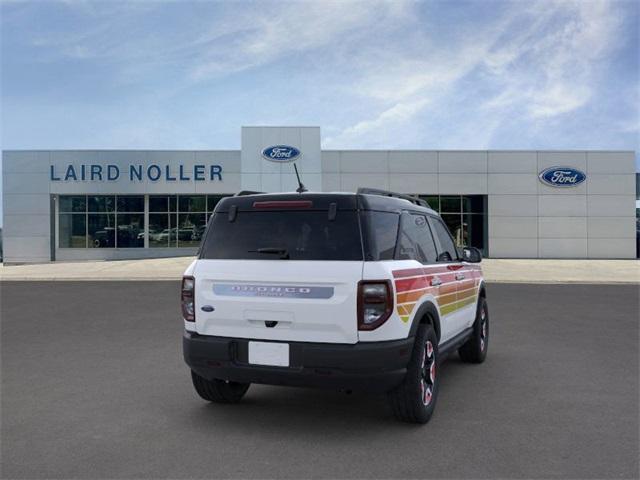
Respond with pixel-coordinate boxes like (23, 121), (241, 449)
(1, 257), (638, 284)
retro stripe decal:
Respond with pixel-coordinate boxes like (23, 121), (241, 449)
(392, 265), (481, 323)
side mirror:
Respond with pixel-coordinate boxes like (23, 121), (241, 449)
(461, 246), (482, 263)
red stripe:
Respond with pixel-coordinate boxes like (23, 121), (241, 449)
(394, 276), (430, 292)
(392, 267), (425, 278)
(394, 273), (458, 293)
(392, 265), (455, 278)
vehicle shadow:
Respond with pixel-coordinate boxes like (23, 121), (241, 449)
(180, 360), (470, 437)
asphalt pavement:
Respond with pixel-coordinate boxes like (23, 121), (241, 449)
(1, 282), (638, 479)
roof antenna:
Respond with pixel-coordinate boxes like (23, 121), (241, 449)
(293, 163), (307, 193)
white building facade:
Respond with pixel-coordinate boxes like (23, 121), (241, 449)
(2, 126), (637, 263)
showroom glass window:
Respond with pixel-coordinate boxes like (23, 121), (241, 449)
(149, 195), (178, 248)
(59, 193), (271, 249)
(178, 195), (206, 248)
(59, 196), (87, 247)
(416, 195), (487, 256)
(87, 196), (116, 248)
(148, 195), (231, 248)
(115, 196), (144, 248)
(59, 195), (144, 248)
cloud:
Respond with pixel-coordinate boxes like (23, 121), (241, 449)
(189, 1), (411, 80)
(2, 0), (636, 155)
(325, 0), (629, 147)
(482, 0), (624, 119)
(328, 98), (430, 146)
(323, 38), (498, 146)
(17, 0), (411, 81)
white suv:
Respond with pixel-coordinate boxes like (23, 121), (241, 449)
(182, 189), (488, 423)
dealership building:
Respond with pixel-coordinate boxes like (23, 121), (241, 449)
(1, 126), (637, 263)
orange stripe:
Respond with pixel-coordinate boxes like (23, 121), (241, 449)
(437, 283), (457, 295)
(459, 279), (475, 290)
(397, 288), (430, 304)
(437, 292), (457, 305)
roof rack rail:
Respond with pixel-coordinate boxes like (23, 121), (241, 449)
(234, 190), (264, 196)
(357, 188), (429, 208)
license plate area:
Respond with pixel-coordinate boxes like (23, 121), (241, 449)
(248, 341), (290, 367)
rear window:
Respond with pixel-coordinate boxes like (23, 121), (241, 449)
(200, 211), (363, 261)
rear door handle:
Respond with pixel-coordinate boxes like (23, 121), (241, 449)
(455, 273), (465, 281)
(431, 277), (443, 286)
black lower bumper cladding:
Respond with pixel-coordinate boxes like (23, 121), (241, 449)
(183, 332), (414, 392)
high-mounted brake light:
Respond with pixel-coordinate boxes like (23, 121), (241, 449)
(253, 200), (313, 209)
(181, 276), (195, 322)
(357, 280), (393, 331)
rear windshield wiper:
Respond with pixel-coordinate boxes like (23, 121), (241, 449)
(248, 247), (290, 259)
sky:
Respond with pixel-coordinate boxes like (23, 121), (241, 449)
(0, 0), (639, 223)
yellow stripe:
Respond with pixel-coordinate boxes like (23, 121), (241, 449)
(437, 292), (457, 305)
(435, 286), (477, 307)
(440, 295), (477, 315)
(396, 288), (478, 323)
(458, 295), (477, 309)
(457, 290), (477, 302)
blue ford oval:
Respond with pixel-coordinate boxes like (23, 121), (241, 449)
(261, 145), (301, 163)
(538, 166), (586, 188)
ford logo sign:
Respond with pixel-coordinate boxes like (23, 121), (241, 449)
(538, 166), (586, 188)
(261, 145), (301, 163)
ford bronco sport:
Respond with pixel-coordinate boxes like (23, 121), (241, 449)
(182, 188), (488, 423)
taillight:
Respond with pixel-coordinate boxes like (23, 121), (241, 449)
(357, 280), (393, 330)
(181, 276), (195, 322)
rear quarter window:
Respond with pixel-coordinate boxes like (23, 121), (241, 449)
(360, 211), (400, 261)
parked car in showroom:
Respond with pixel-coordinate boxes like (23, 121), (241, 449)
(93, 225), (142, 248)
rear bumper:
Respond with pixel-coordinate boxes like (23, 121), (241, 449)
(183, 331), (414, 392)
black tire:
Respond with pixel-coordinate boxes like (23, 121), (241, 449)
(387, 324), (440, 424)
(458, 296), (489, 364)
(191, 371), (250, 403)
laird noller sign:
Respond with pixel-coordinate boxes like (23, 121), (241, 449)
(50, 163), (223, 182)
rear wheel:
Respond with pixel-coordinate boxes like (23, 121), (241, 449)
(459, 297), (489, 363)
(191, 371), (250, 403)
(387, 324), (440, 424)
